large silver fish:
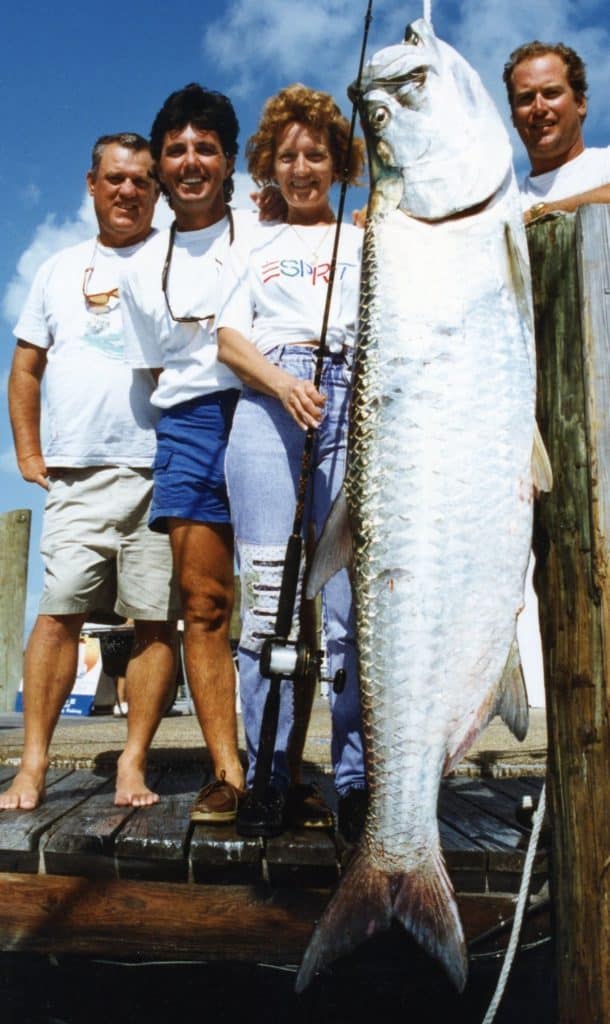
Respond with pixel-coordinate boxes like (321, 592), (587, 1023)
(297, 18), (551, 992)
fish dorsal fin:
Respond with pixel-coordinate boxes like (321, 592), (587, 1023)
(495, 633), (529, 742)
(305, 489), (353, 599)
(532, 421), (553, 493)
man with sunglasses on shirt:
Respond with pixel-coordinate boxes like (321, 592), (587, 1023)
(120, 85), (262, 823)
(2, 133), (180, 813)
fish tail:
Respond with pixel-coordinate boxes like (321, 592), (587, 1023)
(393, 851), (468, 992)
(295, 847), (467, 993)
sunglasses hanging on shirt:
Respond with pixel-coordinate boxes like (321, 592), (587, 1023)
(161, 207), (235, 324)
(82, 243), (120, 312)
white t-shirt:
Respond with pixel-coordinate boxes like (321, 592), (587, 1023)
(121, 208), (258, 408)
(13, 236), (159, 468)
(520, 146), (610, 206)
(215, 220), (362, 354)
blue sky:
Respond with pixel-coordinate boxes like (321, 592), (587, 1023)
(2, 0), (610, 639)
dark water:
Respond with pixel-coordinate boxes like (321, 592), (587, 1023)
(1, 938), (555, 1023)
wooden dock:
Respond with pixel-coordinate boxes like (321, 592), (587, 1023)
(0, 760), (548, 964)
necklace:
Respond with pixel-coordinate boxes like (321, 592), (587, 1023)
(289, 221), (335, 263)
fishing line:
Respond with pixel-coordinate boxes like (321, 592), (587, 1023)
(480, 782), (547, 1024)
(288, 0), (373, 545)
(250, 0), (374, 799)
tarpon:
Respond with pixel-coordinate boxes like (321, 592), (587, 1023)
(297, 18), (551, 992)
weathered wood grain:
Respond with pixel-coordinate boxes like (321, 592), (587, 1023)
(266, 827), (338, 888)
(530, 206), (610, 1023)
(114, 766), (199, 882)
(41, 769), (163, 878)
(0, 509), (31, 712)
(0, 872), (526, 962)
(190, 824), (263, 885)
(0, 769), (111, 872)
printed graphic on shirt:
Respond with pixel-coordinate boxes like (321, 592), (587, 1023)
(262, 257), (354, 286)
(81, 303), (124, 360)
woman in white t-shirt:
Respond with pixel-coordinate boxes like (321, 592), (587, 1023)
(217, 84), (367, 840)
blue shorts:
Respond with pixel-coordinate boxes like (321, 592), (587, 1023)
(150, 390), (239, 533)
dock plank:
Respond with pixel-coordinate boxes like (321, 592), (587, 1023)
(190, 823), (263, 885)
(0, 766), (18, 786)
(266, 827), (338, 888)
(439, 818), (488, 893)
(441, 779), (549, 894)
(115, 765), (201, 882)
(0, 769), (110, 873)
(41, 768), (163, 878)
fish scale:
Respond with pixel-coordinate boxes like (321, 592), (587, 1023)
(297, 18), (546, 994)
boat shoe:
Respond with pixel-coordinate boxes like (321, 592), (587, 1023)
(284, 783), (334, 830)
(190, 772), (244, 823)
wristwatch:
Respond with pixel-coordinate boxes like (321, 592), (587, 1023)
(529, 201), (547, 220)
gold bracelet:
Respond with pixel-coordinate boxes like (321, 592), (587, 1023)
(529, 201), (547, 220)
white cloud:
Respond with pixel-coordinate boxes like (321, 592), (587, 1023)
(202, 0), (370, 109)
(2, 191), (173, 327)
(2, 190), (96, 325)
(451, 0), (610, 161)
(203, 0), (610, 177)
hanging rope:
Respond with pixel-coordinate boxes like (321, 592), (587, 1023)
(423, 0), (433, 25)
(480, 782), (547, 1023)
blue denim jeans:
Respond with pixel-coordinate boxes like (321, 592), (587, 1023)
(225, 345), (365, 796)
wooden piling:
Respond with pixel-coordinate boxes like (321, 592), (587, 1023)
(0, 509), (31, 713)
(529, 206), (610, 1023)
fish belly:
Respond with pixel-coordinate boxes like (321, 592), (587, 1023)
(348, 208), (535, 868)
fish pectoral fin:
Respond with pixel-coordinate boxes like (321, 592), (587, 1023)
(295, 847), (467, 995)
(295, 849), (392, 993)
(495, 633), (530, 742)
(505, 221), (534, 335)
(532, 421), (553, 494)
(305, 489), (353, 599)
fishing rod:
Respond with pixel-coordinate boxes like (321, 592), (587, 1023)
(251, 0), (374, 802)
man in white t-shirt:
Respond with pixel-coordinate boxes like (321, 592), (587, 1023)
(1, 134), (180, 812)
(121, 85), (257, 824)
(503, 41), (610, 222)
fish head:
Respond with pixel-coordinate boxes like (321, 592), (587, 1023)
(351, 18), (512, 220)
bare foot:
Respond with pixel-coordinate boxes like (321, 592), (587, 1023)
(114, 754), (159, 807)
(0, 767), (46, 811)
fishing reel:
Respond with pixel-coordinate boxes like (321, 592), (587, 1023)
(260, 637), (348, 695)
(260, 637), (312, 683)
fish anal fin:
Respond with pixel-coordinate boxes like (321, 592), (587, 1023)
(495, 633), (530, 741)
(305, 489), (353, 599)
(295, 848), (467, 994)
(532, 421), (553, 494)
(444, 634), (529, 775)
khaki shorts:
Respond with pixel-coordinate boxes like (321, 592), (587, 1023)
(39, 466), (180, 621)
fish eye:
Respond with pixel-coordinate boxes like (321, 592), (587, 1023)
(370, 105), (390, 131)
